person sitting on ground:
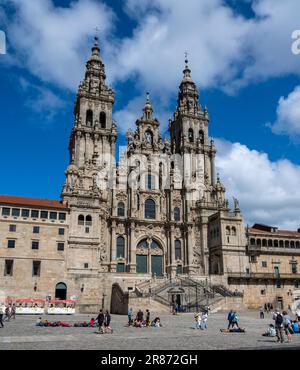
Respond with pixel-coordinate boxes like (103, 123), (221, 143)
(262, 324), (276, 337)
(152, 317), (162, 327)
(36, 317), (43, 326)
(89, 318), (96, 327)
(291, 321), (299, 333)
(220, 327), (246, 333)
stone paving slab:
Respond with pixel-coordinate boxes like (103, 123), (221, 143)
(0, 310), (300, 350)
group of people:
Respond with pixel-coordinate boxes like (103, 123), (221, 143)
(220, 310), (246, 333)
(0, 304), (16, 327)
(194, 311), (209, 330)
(95, 310), (113, 334)
(263, 310), (300, 343)
(127, 308), (162, 328)
(36, 317), (97, 327)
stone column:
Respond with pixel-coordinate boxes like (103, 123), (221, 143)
(170, 226), (176, 277)
(187, 225), (194, 275)
(147, 238), (152, 276)
(110, 221), (117, 272)
(129, 222), (136, 273)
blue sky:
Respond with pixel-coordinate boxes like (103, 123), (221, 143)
(0, 0), (300, 229)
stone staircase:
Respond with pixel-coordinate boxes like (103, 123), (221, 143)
(111, 276), (245, 314)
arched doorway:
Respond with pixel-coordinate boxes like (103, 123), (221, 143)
(136, 238), (164, 276)
(55, 282), (67, 300)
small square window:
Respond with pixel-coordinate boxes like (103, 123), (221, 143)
(21, 209), (30, 217)
(57, 243), (64, 251)
(31, 210), (39, 218)
(12, 208), (20, 217)
(262, 261), (267, 268)
(260, 289), (266, 295)
(117, 263), (125, 273)
(276, 281), (281, 288)
(40, 211), (48, 219)
(58, 228), (65, 236)
(33, 226), (40, 234)
(250, 255), (257, 263)
(2, 207), (10, 216)
(9, 224), (16, 232)
(7, 240), (15, 248)
(85, 227), (90, 234)
(59, 212), (66, 221)
(32, 241), (39, 250)
(84, 263), (89, 269)
(50, 212), (57, 220)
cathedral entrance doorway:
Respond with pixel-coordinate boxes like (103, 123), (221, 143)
(136, 238), (164, 276)
(55, 282), (67, 300)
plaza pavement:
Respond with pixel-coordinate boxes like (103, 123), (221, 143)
(0, 310), (300, 350)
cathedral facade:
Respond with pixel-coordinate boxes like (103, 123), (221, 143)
(1, 38), (300, 313)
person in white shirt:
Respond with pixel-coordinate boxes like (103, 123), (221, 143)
(201, 312), (208, 330)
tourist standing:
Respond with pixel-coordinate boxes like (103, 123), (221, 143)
(259, 307), (264, 319)
(273, 311), (284, 343)
(96, 309), (105, 334)
(146, 309), (151, 327)
(128, 307), (133, 326)
(227, 310), (233, 329)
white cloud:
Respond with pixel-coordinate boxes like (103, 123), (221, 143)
(215, 138), (300, 230)
(5, 0), (114, 91)
(19, 77), (65, 120)
(269, 85), (300, 139)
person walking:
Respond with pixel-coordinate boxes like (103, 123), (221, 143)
(0, 306), (4, 328)
(273, 311), (284, 343)
(282, 310), (293, 342)
(227, 310), (234, 329)
(231, 311), (240, 329)
(104, 310), (112, 333)
(128, 307), (133, 326)
(259, 306), (264, 319)
(4, 305), (10, 322)
(96, 309), (105, 334)
(200, 311), (208, 330)
(10, 304), (16, 320)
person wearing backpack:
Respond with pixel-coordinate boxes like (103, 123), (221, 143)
(273, 311), (284, 343)
(227, 310), (234, 329)
(282, 310), (293, 342)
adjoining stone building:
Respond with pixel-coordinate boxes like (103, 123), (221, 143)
(1, 38), (299, 313)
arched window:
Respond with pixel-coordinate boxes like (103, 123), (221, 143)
(145, 199), (156, 219)
(226, 226), (231, 235)
(199, 130), (204, 144)
(146, 173), (155, 190)
(231, 227), (237, 236)
(285, 240), (290, 248)
(55, 282), (67, 300)
(268, 239), (273, 247)
(100, 112), (106, 129)
(279, 240), (284, 248)
(274, 240), (279, 247)
(257, 239), (261, 246)
(86, 215), (92, 226)
(86, 110), (93, 126)
(78, 215), (84, 226)
(117, 202), (125, 217)
(174, 207), (180, 222)
(188, 128), (194, 143)
(175, 240), (181, 260)
(291, 241), (295, 248)
(296, 241), (300, 249)
(262, 239), (267, 247)
(117, 236), (125, 258)
(250, 238), (255, 245)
